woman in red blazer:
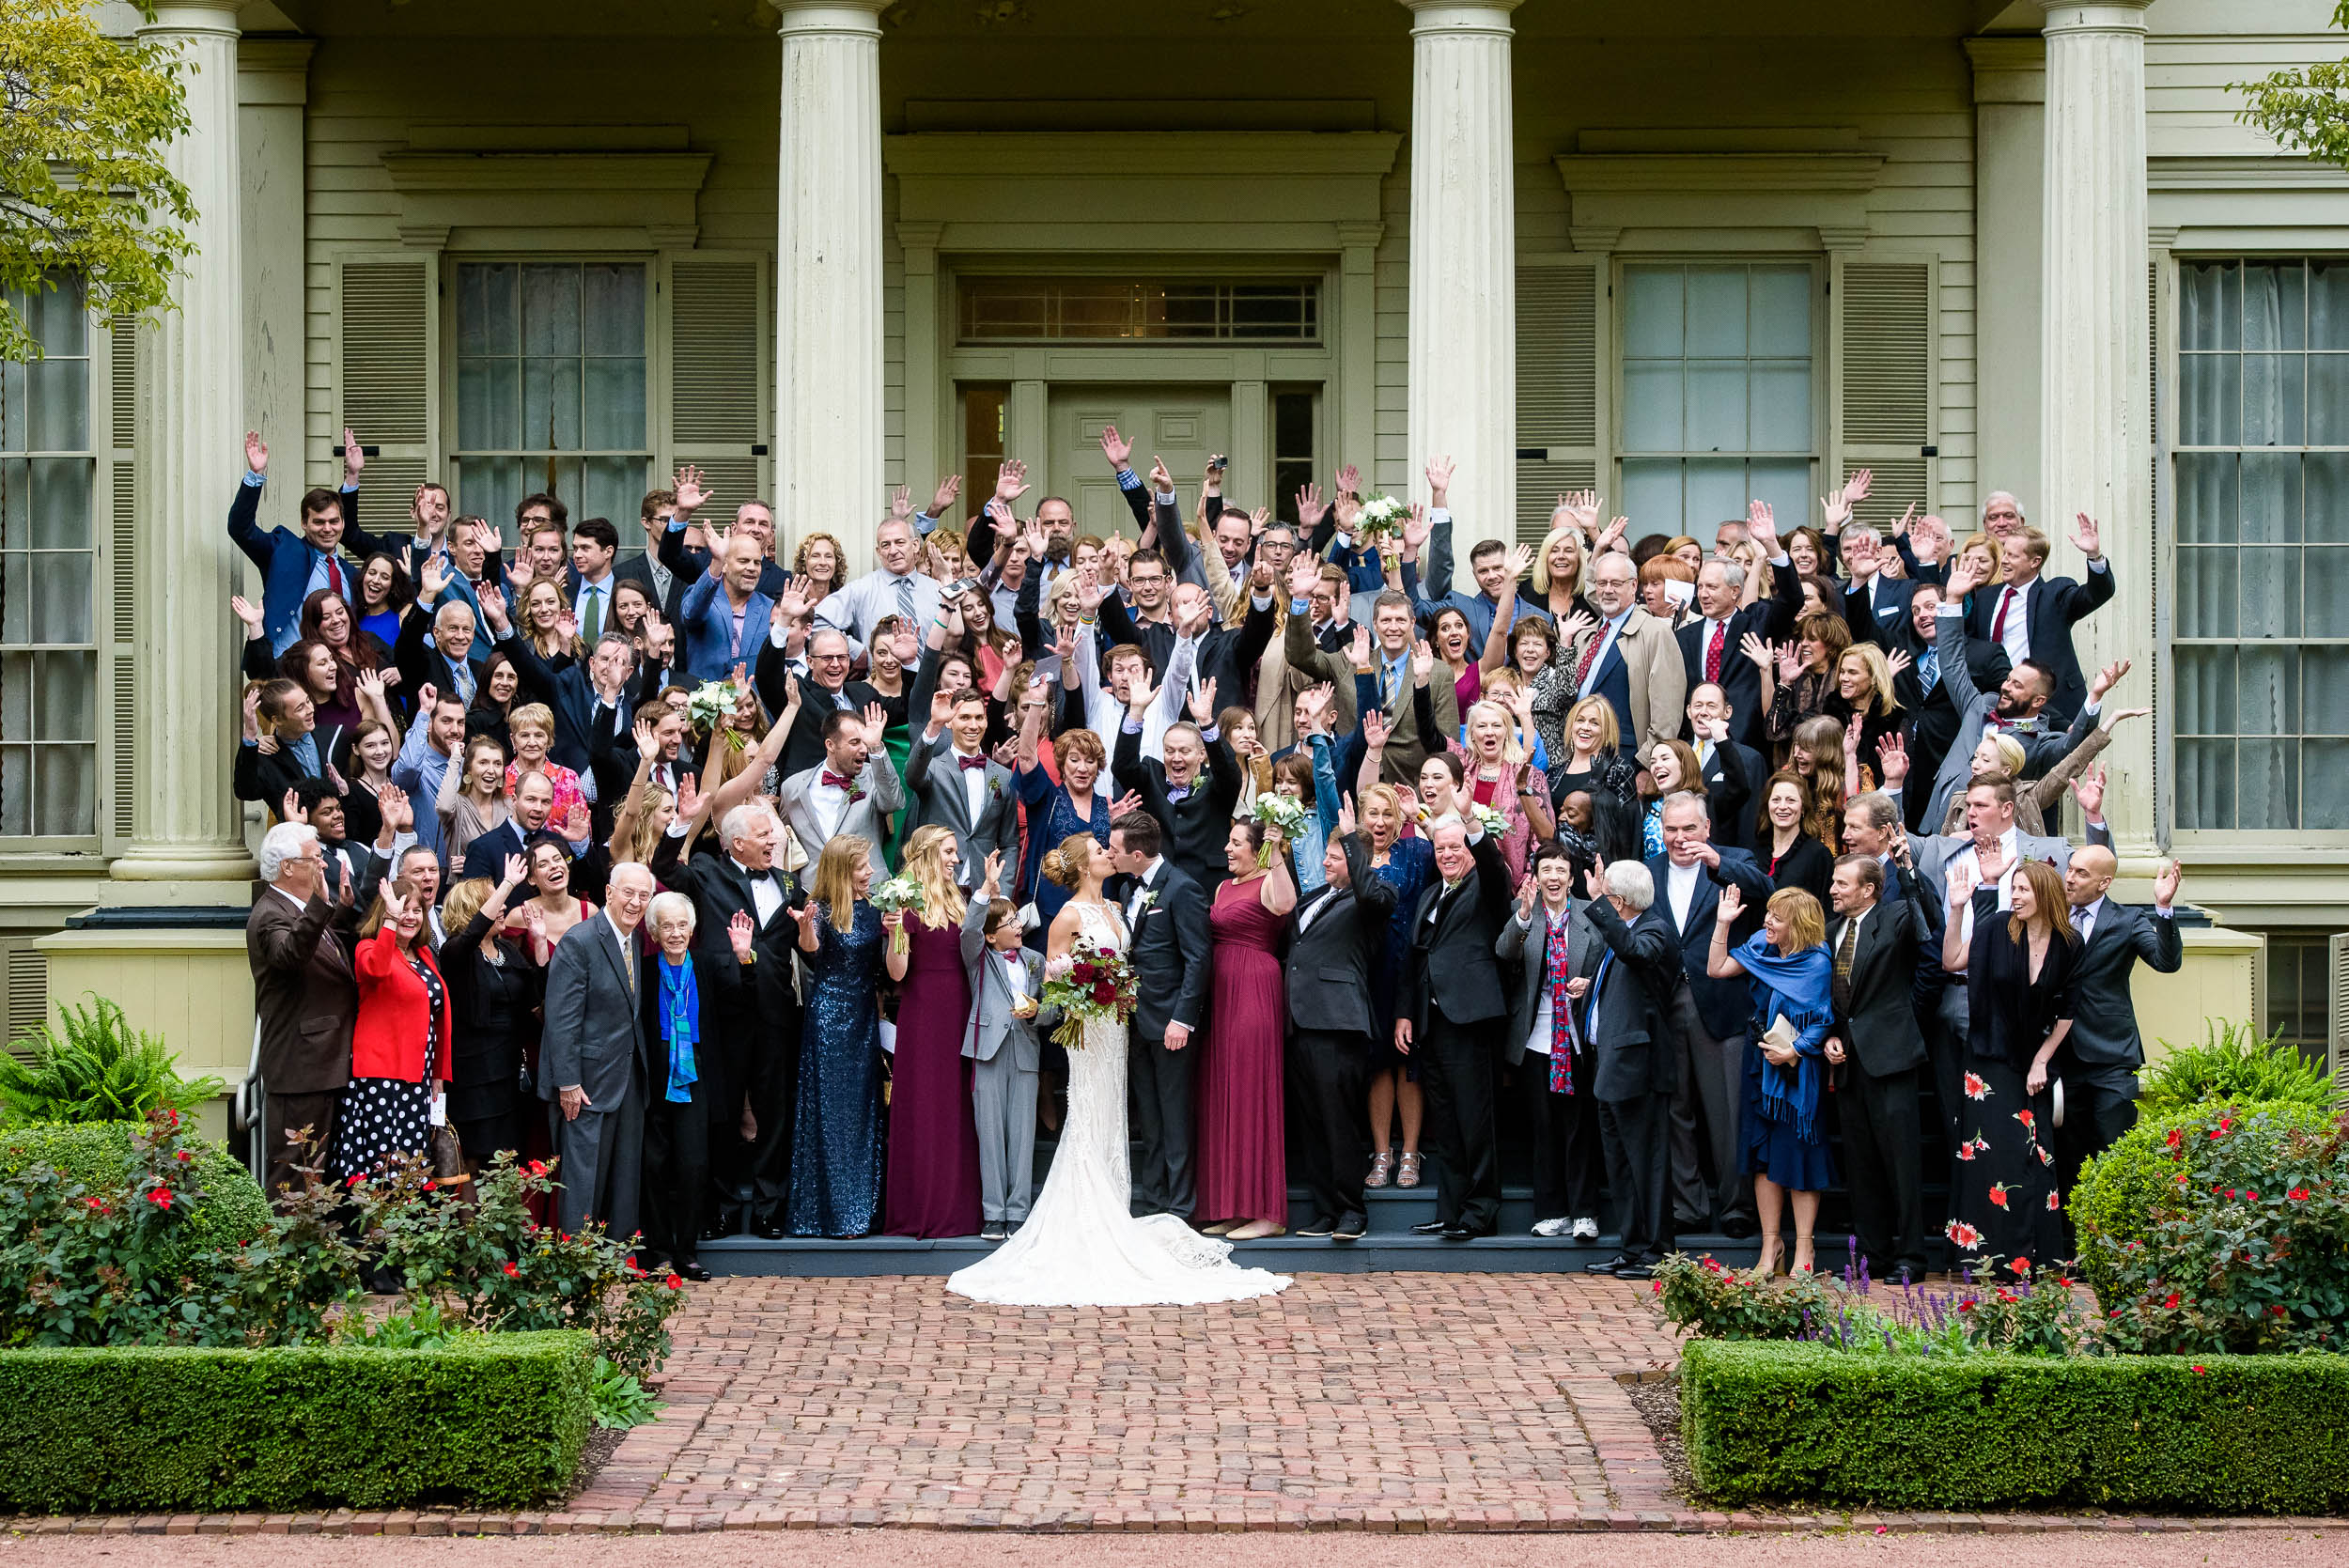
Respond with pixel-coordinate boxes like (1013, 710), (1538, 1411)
(329, 881), (454, 1183)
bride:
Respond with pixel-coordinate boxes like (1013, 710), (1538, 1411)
(947, 832), (1291, 1307)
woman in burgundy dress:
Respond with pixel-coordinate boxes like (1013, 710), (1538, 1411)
(881, 825), (982, 1237)
(1196, 819), (1299, 1240)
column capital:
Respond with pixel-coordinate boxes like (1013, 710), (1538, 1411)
(2034, 1), (2153, 36)
(138, 1), (242, 39)
(774, 0), (889, 39)
(1399, 0), (1522, 39)
(1965, 37), (2046, 105)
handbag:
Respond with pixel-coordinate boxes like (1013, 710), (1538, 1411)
(1758, 1014), (1797, 1060)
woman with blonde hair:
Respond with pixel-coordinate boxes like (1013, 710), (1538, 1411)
(786, 834), (886, 1238)
(1941, 851), (2078, 1275)
(1552, 694), (1642, 864)
(504, 702), (585, 824)
(1357, 784), (1435, 1192)
(883, 824), (982, 1239)
(1527, 522), (1597, 628)
(438, 734), (512, 874)
(1451, 698), (1551, 889)
(1706, 882), (1836, 1276)
(794, 531), (846, 606)
(1825, 643), (1906, 788)
(520, 579), (583, 669)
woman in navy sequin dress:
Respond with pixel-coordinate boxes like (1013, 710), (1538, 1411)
(787, 834), (886, 1238)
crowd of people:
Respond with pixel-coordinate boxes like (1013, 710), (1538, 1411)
(240, 423), (2185, 1282)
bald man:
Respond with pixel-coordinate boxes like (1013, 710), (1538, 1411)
(2056, 849), (2185, 1187)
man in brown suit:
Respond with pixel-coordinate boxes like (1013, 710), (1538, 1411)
(245, 820), (358, 1201)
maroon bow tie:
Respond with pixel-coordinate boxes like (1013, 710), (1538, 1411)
(957, 754), (988, 771)
(820, 770), (854, 790)
(997, 947), (1022, 963)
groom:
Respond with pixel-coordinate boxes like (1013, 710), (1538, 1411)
(1108, 811), (1213, 1219)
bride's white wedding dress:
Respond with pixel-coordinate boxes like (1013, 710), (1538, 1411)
(946, 900), (1291, 1307)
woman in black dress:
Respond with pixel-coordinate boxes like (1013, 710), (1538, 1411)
(1940, 856), (2078, 1278)
(436, 857), (549, 1172)
(1754, 770), (1834, 909)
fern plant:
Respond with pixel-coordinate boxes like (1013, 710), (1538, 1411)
(2138, 1018), (2339, 1117)
(0, 996), (223, 1126)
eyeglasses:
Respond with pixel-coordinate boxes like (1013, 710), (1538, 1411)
(812, 652), (850, 664)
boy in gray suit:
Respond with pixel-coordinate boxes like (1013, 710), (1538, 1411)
(962, 851), (1045, 1242)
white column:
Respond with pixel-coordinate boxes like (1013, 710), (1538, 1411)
(1401, 1), (1519, 533)
(775, 0), (887, 575)
(2038, 1), (2153, 850)
(113, 2), (252, 892)
(239, 39), (313, 544)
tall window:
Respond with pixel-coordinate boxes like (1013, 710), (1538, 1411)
(1618, 263), (1815, 542)
(1272, 390), (1317, 528)
(0, 276), (97, 840)
(960, 386), (1007, 522)
(2173, 258), (2349, 831)
(2261, 933), (2335, 1069)
(453, 262), (649, 540)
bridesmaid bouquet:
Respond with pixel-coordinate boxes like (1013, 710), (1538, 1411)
(1470, 802), (1508, 840)
(1040, 932), (1136, 1050)
(1248, 793), (1309, 866)
(870, 875), (925, 954)
(1354, 493), (1408, 542)
(687, 678), (749, 751)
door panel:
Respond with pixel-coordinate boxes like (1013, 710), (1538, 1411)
(1046, 386), (1232, 538)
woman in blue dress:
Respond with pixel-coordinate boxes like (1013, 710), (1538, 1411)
(787, 833), (886, 1238)
(1012, 702), (1114, 939)
(1706, 882), (1837, 1278)
(1356, 781), (1436, 1192)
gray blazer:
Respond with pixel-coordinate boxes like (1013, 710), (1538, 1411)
(1905, 826), (2077, 896)
(539, 914), (646, 1110)
(907, 728), (1019, 891)
(958, 897), (1046, 1068)
(774, 753), (905, 877)
(1496, 898), (1599, 1067)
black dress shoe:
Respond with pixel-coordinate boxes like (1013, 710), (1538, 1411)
(1586, 1253), (1636, 1275)
(677, 1260), (711, 1282)
(750, 1216), (788, 1240)
(1296, 1214), (1337, 1237)
(1332, 1212), (1367, 1241)
(980, 1224), (1008, 1242)
(1439, 1223), (1478, 1241)
(1613, 1262), (1657, 1281)
(699, 1222), (734, 1243)
(1718, 1216), (1759, 1240)
(1408, 1219), (1449, 1236)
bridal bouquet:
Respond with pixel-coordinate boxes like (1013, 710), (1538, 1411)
(1249, 792), (1308, 866)
(1354, 493), (1408, 543)
(1041, 931), (1136, 1050)
(686, 679), (749, 751)
(869, 875), (925, 955)
(1470, 802), (1508, 840)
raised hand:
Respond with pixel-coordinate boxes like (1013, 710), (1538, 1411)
(1111, 789), (1143, 818)
(280, 788), (307, 826)
(231, 594), (265, 637)
(1186, 675), (1220, 727)
(1077, 567), (1106, 616)
(502, 852), (528, 889)
(673, 464), (708, 514)
(1562, 611), (1598, 646)
(1295, 481), (1328, 530)
(1299, 680), (1335, 733)
(380, 784), (413, 832)
(676, 774), (703, 819)
(1595, 516), (1630, 557)
(2067, 764), (2105, 820)
(1125, 670), (1158, 718)
(995, 458), (1031, 505)
(1250, 505), (1271, 538)
(244, 430), (269, 475)
(2154, 858), (2183, 909)
(379, 879), (409, 926)
(2089, 657), (2131, 705)
(1148, 456), (1174, 494)
(419, 553), (451, 603)
(2067, 512), (2103, 559)
(928, 473), (962, 519)
(1501, 542), (1534, 585)
(1890, 502), (1916, 540)
(1336, 798), (1357, 839)
(1287, 553), (1320, 602)
(1739, 631), (1772, 673)
(341, 427), (365, 483)
(981, 849), (1004, 897)
(1556, 489), (1599, 536)
(1411, 638), (1435, 684)
(1334, 463), (1362, 500)
(1886, 647), (1914, 680)
(561, 800), (592, 842)
(1946, 858), (1979, 911)
(1361, 706), (1391, 753)
(729, 909), (756, 961)
(889, 485), (913, 522)
(1347, 622), (1372, 670)
(1098, 423), (1132, 471)
(1940, 551), (1983, 601)
(1775, 642), (1806, 685)
(928, 686), (957, 734)
(1875, 731), (1909, 787)
(1715, 881), (1744, 924)
(863, 701), (886, 748)
(1424, 454), (1455, 505)
(1746, 498), (1779, 553)
(1517, 875), (1539, 918)
(1401, 502), (1433, 553)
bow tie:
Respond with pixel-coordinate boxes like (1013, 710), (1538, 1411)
(820, 769), (855, 790)
(956, 754), (988, 771)
(997, 947), (1022, 963)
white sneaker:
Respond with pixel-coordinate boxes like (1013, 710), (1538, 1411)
(1532, 1217), (1570, 1237)
(1571, 1217), (1600, 1241)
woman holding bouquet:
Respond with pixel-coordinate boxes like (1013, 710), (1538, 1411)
(788, 835), (887, 1238)
(881, 826), (983, 1238)
(1195, 819), (1299, 1240)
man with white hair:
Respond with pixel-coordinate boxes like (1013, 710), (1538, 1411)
(245, 821), (358, 1202)
(542, 861), (656, 1248)
(1578, 855), (1685, 1280)
(1980, 491), (2027, 538)
(814, 515), (945, 649)
(675, 800), (808, 1240)
(392, 596), (490, 706)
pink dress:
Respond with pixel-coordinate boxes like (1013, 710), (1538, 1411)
(1195, 877), (1288, 1228)
(506, 760), (585, 827)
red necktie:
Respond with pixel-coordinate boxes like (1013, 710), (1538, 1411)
(1703, 620), (1725, 684)
(957, 754), (988, 771)
(1990, 585), (2015, 644)
(821, 770), (854, 790)
(326, 554), (345, 598)
(1574, 621), (1608, 689)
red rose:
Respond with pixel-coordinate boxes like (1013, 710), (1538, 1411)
(666, 1273), (685, 1290)
(422, 1178), (437, 1191)
(502, 1261), (520, 1277)
(1093, 981), (1115, 1003)
(175, 1150), (193, 1163)
(2163, 1293), (2181, 1309)
(2165, 1129), (2183, 1150)
(147, 1187), (172, 1209)
(2290, 1187), (2310, 1202)
(2246, 1190), (2259, 1202)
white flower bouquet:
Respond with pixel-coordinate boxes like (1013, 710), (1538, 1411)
(687, 679), (748, 751)
(1355, 493), (1408, 542)
(1470, 802), (1508, 840)
(870, 874), (926, 954)
(1250, 792), (1309, 866)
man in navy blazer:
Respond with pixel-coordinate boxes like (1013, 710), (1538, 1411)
(482, 584), (637, 778)
(1833, 524), (1918, 639)
(1675, 559), (1774, 754)
(226, 429), (380, 653)
(1962, 514), (2115, 723)
(1645, 792), (1772, 1238)
(674, 530), (778, 681)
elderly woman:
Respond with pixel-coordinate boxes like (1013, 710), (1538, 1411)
(640, 889), (756, 1281)
(1707, 883), (1836, 1277)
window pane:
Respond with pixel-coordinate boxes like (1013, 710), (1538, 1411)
(1686, 364), (1746, 451)
(32, 458), (91, 549)
(521, 264), (581, 357)
(521, 358), (583, 451)
(2176, 644), (2236, 735)
(2176, 738), (2231, 830)
(2242, 263), (2305, 351)
(1747, 460), (1812, 535)
(32, 552), (93, 644)
(457, 359), (519, 451)
(2173, 451), (2232, 545)
(455, 457), (523, 536)
(2309, 354), (2349, 444)
(1622, 268), (1684, 358)
(1749, 267), (1812, 357)
(583, 358), (645, 449)
(37, 649), (93, 740)
(1618, 459), (1681, 535)
(2310, 548), (2349, 635)
(0, 745), (28, 836)
(1622, 365), (1683, 450)
(2240, 452), (2301, 542)
(457, 263), (516, 356)
(2306, 645), (2349, 734)
(2238, 738), (2298, 830)
(1684, 460), (1747, 530)
(2181, 261), (2241, 351)
(28, 356), (88, 452)
(582, 264), (645, 356)
(1748, 363), (1812, 452)
(2240, 645), (2299, 736)
(2179, 354), (2240, 445)
(2243, 353), (2305, 446)
(2306, 741), (2349, 829)
(583, 457), (649, 531)
(0, 552), (23, 642)
(31, 276), (86, 355)
(1685, 269), (1747, 357)
(34, 744), (94, 837)
(1, 650), (27, 737)
(2176, 546), (2234, 638)
(2310, 262), (2349, 349)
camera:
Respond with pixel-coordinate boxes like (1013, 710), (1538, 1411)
(943, 574), (983, 601)
(1207, 454), (1228, 472)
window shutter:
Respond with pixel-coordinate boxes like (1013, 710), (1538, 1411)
(107, 317), (137, 847)
(336, 258), (434, 507)
(1837, 260), (1934, 528)
(667, 254), (770, 529)
(1516, 262), (1600, 545)
(2328, 933), (2349, 1096)
(4, 945), (45, 1051)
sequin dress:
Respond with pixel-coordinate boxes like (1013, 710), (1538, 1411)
(787, 900), (886, 1237)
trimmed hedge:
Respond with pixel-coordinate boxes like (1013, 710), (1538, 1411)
(0, 1122), (271, 1275)
(1680, 1339), (2349, 1512)
(0, 1331), (595, 1513)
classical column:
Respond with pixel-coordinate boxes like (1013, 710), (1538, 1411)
(239, 39), (313, 543)
(112, 2), (252, 893)
(1401, 1), (1519, 532)
(775, 1), (887, 575)
(2037, 1), (2153, 850)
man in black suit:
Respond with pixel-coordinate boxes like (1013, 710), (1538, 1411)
(1112, 673), (1244, 891)
(1108, 811), (1213, 1219)
(669, 800), (805, 1242)
(1825, 852), (1936, 1282)
(459, 772), (604, 888)
(1685, 685), (1768, 852)
(756, 625), (879, 780)
(1283, 827), (1398, 1242)
(1963, 516), (2115, 723)
(1579, 857), (1685, 1279)
(1398, 818), (1512, 1240)
(1644, 792), (1773, 1238)
(392, 597), (492, 709)
(1675, 558), (1772, 753)
(2056, 847), (2185, 1189)
(1833, 524), (1918, 640)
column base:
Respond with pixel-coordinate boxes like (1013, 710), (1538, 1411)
(106, 844), (257, 893)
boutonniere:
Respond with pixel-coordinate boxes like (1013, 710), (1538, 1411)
(988, 776), (1004, 800)
(844, 780), (866, 805)
(1137, 889), (1159, 913)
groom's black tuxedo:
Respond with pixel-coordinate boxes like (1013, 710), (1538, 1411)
(1109, 858), (1213, 1219)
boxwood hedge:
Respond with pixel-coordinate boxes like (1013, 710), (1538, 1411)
(1680, 1339), (2349, 1512)
(0, 1331), (595, 1513)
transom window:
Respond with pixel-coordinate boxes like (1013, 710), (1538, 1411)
(452, 261), (650, 540)
(2171, 257), (2349, 832)
(957, 278), (1319, 344)
(0, 276), (97, 841)
(1617, 262), (1816, 543)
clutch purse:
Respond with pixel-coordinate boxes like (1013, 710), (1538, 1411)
(1759, 1015), (1798, 1057)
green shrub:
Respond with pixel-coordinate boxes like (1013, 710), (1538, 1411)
(1680, 1339), (2349, 1511)
(0, 1117), (271, 1278)
(0, 996), (222, 1125)
(2139, 1018), (2339, 1117)
(1654, 1251), (2093, 1357)
(2070, 1099), (2332, 1305)
(0, 1332), (593, 1513)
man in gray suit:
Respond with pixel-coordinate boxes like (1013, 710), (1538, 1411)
(2057, 846), (2185, 1188)
(542, 862), (656, 1248)
(774, 706), (901, 877)
(960, 855), (1046, 1242)
(1497, 844), (1604, 1241)
(907, 691), (1019, 891)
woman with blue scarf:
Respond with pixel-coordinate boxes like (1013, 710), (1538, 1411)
(639, 890), (755, 1281)
(1707, 882), (1836, 1278)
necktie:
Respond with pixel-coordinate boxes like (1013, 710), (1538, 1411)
(1918, 645), (1939, 693)
(1704, 620), (1725, 684)
(2072, 907), (2092, 943)
(1574, 620), (1609, 689)
(820, 769), (854, 791)
(957, 754), (988, 771)
(325, 553), (345, 598)
(1833, 919), (1859, 1014)
(618, 931), (636, 999)
(894, 574), (917, 623)
(582, 585), (601, 644)
(1991, 585), (2016, 644)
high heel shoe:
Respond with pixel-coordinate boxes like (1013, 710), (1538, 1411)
(1365, 1151), (1394, 1188)
(1791, 1238), (1817, 1277)
(1751, 1234), (1784, 1279)
(1394, 1151), (1423, 1188)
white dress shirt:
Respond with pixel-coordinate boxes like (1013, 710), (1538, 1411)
(949, 745), (989, 823)
(814, 568), (945, 648)
(1124, 857), (1163, 924)
(733, 855), (785, 926)
(1523, 903), (1578, 1059)
(1666, 858), (1703, 933)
